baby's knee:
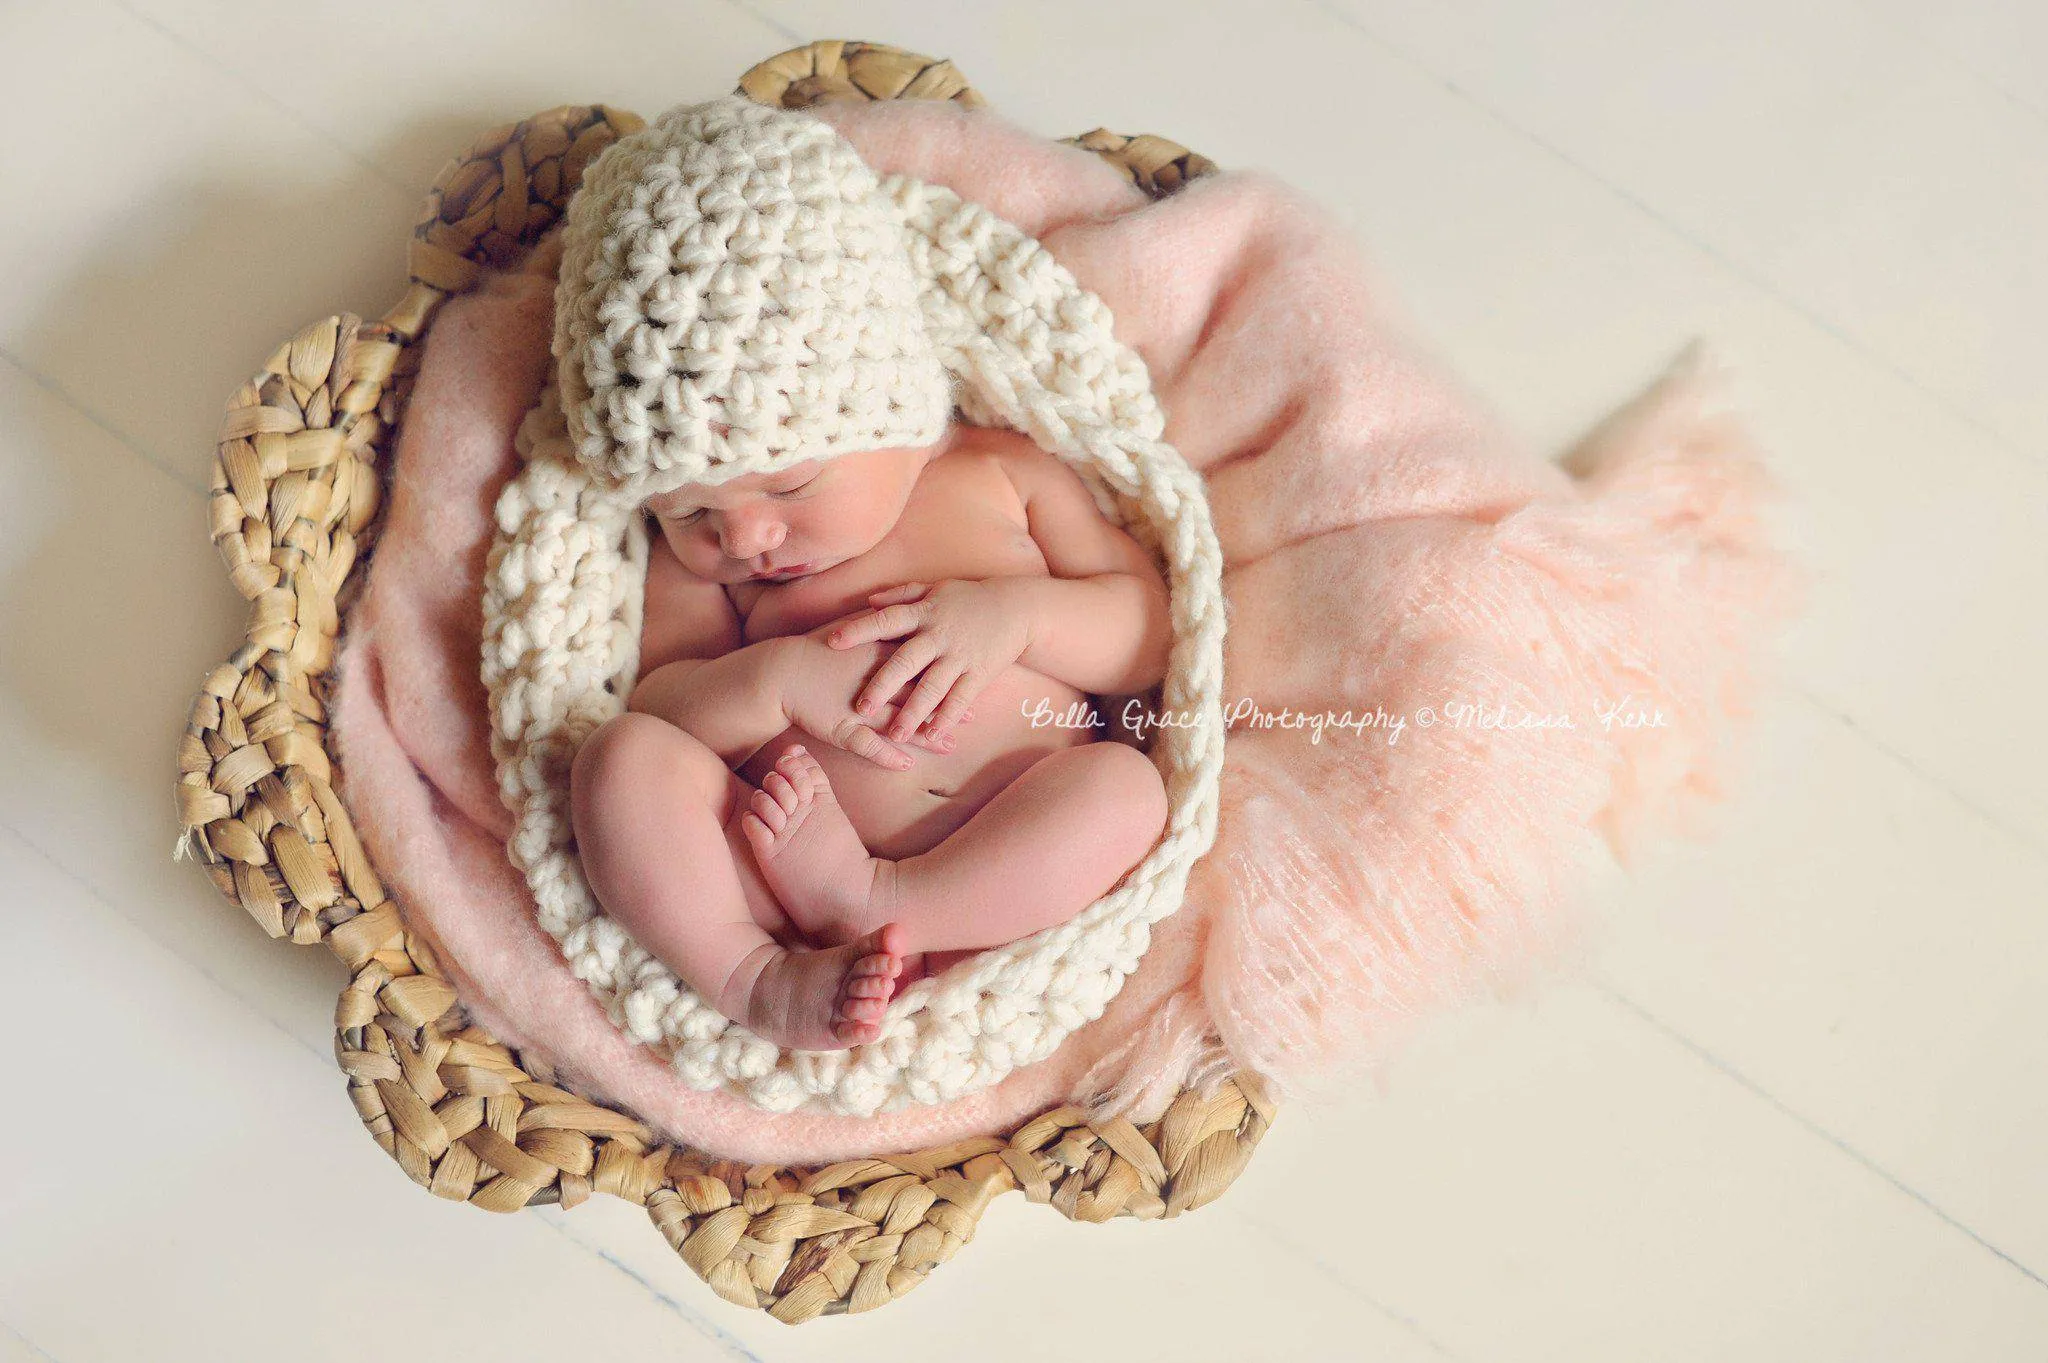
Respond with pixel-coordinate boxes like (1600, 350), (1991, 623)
(1084, 739), (1171, 849)
(570, 713), (728, 823)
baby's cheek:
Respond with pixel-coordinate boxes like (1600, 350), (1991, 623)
(661, 530), (711, 572)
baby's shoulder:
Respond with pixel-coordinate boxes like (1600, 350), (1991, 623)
(921, 425), (1034, 515)
(948, 425), (1111, 521)
(946, 421), (1046, 468)
(941, 424), (1060, 500)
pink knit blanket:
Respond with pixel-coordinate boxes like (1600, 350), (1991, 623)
(327, 97), (1797, 1164)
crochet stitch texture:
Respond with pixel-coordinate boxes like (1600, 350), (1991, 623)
(551, 96), (955, 503)
(480, 94), (1230, 1116)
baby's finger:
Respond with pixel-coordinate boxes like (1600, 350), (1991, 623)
(877, 696), (955, 753)
(856, 635), (940, 717)
(830, 717), (916, 771)
(866, 582), (930, 606)
(822, 609), (879, 650)
(924, 672), (985, 740)
(889, 661), (964, 741)
(829, 601), (927, 650)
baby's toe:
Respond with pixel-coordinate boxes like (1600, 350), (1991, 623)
(739, 811), (771, 852)
(783, 746), (827, 794)
(850, 951), (902, 979)
(845, 974), (893, 1000)
(749, 788), (787, 833)
(761, 770), (798, 811)
(839, 995), (887, 1023)
(832, 1019), (879, 1046)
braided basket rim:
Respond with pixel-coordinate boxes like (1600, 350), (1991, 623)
(170, 37), (1266, 1323)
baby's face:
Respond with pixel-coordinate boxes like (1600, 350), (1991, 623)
(644, 441), (938, 584)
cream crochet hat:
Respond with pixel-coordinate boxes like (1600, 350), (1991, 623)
(481, 93), (1230, 1117)
(551, 95), (956, 504)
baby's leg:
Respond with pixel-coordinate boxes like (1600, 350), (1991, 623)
(569, 713), (906, 1050)
(742, 740), (1169, 956)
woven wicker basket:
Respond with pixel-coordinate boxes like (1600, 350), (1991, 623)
(171, 38), (1272, 1323)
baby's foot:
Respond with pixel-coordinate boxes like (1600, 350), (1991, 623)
(745, 923), (907, 1051)
(741, 746), (892, 942)
(883, 947), (984, 993)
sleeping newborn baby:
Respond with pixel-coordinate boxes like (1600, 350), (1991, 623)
(567, 418), (1173, 1053)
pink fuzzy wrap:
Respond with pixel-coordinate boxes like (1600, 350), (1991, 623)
(325, 96), (1800, 1162)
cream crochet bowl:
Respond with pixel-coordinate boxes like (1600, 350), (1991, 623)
(479, 99), (1230, 1117)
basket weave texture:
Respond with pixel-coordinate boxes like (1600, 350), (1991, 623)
(171, 38), (1266, 1321)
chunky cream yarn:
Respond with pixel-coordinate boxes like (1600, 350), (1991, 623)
(551, 96), (955, 503)
(480, 94), (1230, 1116)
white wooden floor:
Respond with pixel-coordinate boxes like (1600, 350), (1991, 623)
(3, 1), (2043, 1358)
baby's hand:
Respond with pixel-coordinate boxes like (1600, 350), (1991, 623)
(825, 579), (1032, 743)
(773, 633), (966, 772)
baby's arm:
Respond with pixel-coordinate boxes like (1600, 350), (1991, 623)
(625, 534), (785, 767)
(627, 532), (948, 769)
(993, 443), (1174, 696)
(631, 644), (793, 769)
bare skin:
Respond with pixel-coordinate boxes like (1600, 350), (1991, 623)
(568, 421), (1174, 1051)
(570, 712), (908, 1049)
(741, 741), (1168, 962)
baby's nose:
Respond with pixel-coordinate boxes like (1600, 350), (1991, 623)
(719, 513), (786, 560)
